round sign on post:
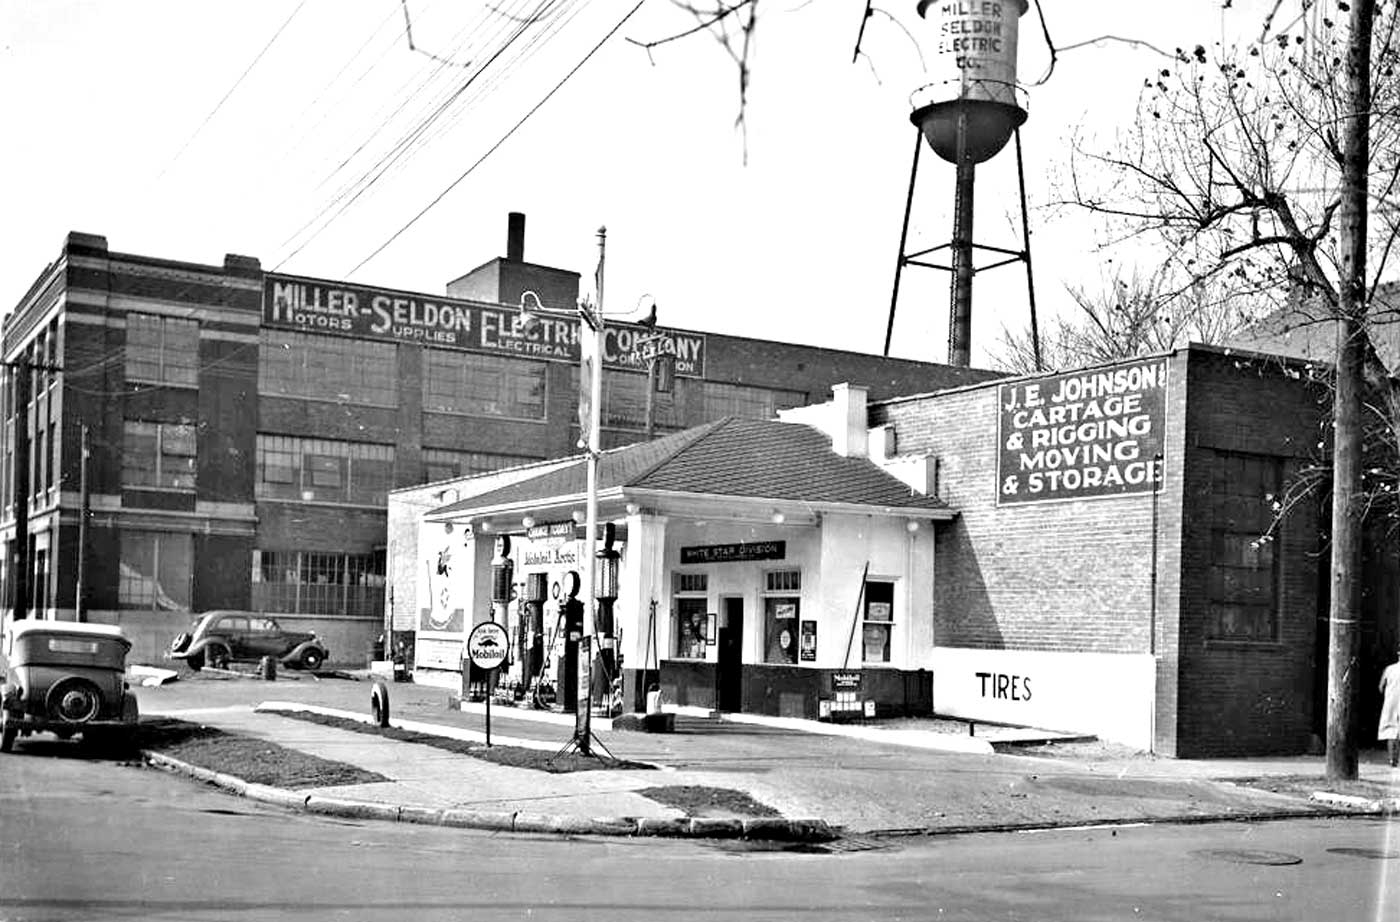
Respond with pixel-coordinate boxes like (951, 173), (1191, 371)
(467, 621), (509, 670)
(467, 621), (509, 747)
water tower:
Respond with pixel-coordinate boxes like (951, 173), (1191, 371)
(883, 0), (1041, 369)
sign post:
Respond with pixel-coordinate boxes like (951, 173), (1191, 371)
(467, 621), (509, 746)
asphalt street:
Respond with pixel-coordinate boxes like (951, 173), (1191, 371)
(3, 748), (1399, 922)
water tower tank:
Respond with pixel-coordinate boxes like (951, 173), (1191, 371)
(910, 0), (1029, 164)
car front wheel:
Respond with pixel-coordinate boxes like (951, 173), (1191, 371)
(300, 648), (324, 671)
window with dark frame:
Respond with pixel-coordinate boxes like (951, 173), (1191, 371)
(255, 435), (394, 505)
(419, 447), (540, 484)
(423, 349), (546, 419)
(123, 421), (197, 490)
(251, 548), (385, 617)
(1207, 451), (1283, 642)
(125, 314), (198, 387)
(259, 330), (399, 407)
(118, 531), (193, 611)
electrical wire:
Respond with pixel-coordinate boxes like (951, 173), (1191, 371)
(274, 1), (557, 267)
(345, 0), (649, 278)
(155, 0), (310, 181)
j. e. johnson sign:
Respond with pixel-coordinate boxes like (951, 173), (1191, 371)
(263, 274), (706, 377)
(997, 357), (1167, 505)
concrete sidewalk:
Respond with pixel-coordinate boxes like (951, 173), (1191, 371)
(136, 672), (1400, 842)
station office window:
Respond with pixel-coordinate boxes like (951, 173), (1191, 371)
(672, 572), (708, 659)
(126, 314), (198, 387)
(762, 569), (801, 664)
(862, 580), (895, 664)
(1207, 451), (1282, 642)
(123, 421), (197, 490)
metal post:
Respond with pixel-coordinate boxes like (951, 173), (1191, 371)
(644, 357), (656, 441)
(949, 111), (976, 368)
(1013, 128), (1043, 372)
(884, 128), (923, 357)
(578, 226), (606, 748)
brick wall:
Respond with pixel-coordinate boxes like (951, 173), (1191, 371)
(1174, 348), (1325, 757)
(871, 346), (1328, 757)
(873, 376), (1162, 655)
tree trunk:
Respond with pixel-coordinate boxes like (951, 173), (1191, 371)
(1325, 0), (1375, 782)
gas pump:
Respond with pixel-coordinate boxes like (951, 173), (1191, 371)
(594, 523), (621, 701)
(558, 571), (583, 712)
(522, 572), (547, 682)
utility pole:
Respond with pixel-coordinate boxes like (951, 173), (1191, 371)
(1325, 0), (1375, 782)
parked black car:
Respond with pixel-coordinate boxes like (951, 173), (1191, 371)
(168, 611), (328, 671)
(1, 620), (140, 752)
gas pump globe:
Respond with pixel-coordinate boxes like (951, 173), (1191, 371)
(490, 536), (514, 606)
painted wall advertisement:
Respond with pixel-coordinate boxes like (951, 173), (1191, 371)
(996, 357), (1167, 505)
(931, 647), (1156, 749)
(264, 274), (706, 377)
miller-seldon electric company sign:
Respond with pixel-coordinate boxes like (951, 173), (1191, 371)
(263, 273), (706, 377)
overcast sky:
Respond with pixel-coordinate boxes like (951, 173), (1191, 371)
(1, 1), (1296, 368)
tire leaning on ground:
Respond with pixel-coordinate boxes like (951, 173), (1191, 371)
(205, 643), (231, 671)
(259, 655), (277, 681)
(371, 680), (391, 728)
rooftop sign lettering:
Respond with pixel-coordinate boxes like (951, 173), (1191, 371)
(996, 357), (1168, 505)
(264, 274), (705, 376)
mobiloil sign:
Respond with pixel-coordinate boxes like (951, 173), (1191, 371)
(264, 274), (705, 376)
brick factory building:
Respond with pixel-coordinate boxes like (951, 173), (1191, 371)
(0, 220), (1000, 664)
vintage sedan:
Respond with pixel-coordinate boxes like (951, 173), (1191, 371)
(1, 620), (140, 753)
(168, 611), (329, 671)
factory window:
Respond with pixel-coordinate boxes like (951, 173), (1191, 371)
(1207, 452), (1282, 642)
(259, 330), (398, 407)
(702, 382), (806, 421)
(123, 421), (197, 490)
(255, 435), (394, 506)
(423, 349), (546, 419)
(126, 314), (199, 387)
(420, 448), (540, 484)
(862, 580), (895, 664)
(119, 531), (193, 611)
(251, 549), (385, 617)
(567, 367), (680, 432)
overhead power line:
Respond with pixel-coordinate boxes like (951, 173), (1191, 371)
(155, 0), (310, 181)
(345, 0), (649, 278)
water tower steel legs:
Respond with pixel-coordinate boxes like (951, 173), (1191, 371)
(949, 154), (976, 368)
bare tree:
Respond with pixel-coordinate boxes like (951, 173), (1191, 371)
(1059, 0), (1398, 779)
(993, 266), (1263, 373)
